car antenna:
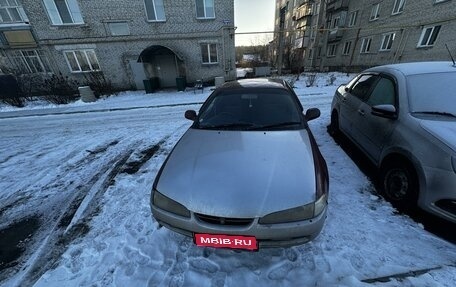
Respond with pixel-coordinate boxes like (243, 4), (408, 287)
(445, 44), (456, 66)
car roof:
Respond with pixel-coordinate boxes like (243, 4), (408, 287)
(218, 78), (289, 91)
(365, 61), (456, 76)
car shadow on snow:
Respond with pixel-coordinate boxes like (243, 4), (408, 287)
(327, 126), (456, 245)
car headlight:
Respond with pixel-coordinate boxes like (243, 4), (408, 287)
(152, 190), (190, 218)
(452, 156), (456, 174)
(258, 194), (328, 225)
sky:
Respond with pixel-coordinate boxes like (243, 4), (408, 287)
(234, 0), (276, 46)
(2, 73), (456, 286)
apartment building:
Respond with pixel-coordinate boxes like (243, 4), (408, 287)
(274, 0), (456, 72)
(0, 0), (236, 90)
(273, 0), (324, 72)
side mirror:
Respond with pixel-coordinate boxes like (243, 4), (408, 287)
(305, 108), (320, 121)
(371, 104), (397, 119)
(184, 110), (197, 121)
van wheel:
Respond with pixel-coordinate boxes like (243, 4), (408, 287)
(380, 160), (418, 209)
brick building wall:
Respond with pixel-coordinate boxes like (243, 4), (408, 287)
(1, 0), (235, 90)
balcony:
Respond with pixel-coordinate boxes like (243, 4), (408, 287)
(296, 17), (311, 29)
(328, 27), (344, 42)
(294, 3), (313, 21)
(326, 0), (349, 12)
(0, 25), (37, 49)
(294, 36), (310, 49)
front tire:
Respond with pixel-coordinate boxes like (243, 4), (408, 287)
(380, 160), (419, 210)
(328, 111), (340, 137)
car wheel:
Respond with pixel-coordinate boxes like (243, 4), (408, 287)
(381, 160), (418, 209)
(328, 111), (340, 136)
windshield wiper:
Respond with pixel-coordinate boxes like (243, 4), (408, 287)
(199, 123), (254, 130)
(250, 121), (302, 130)
(414, 111), (456, 118)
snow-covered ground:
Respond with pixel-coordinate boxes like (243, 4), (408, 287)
(1, 73), (455, 287)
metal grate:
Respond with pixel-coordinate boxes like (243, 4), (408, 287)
(195, 213), (253, 226)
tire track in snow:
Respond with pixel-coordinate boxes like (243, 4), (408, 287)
(15, 134), (174, 286)
(16, 148), (136, 287)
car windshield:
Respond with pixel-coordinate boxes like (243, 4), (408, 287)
(407, 72), (456, 117)
(196, 89), (303, 130)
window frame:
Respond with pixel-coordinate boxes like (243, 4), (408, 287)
(380, 32), (396, 51)
(417, 25), (441, 47)
(0, 0), (29, 23)
(144, 0), (166, 22)
(201, 43), (218, 64)
(63, 49), (101, 73)
(196, 0), (215, 19)
(10, 49), (51, 74)
(108, 22), (130, 36)
(392, 0), (406, 15)
(43, 0), (84, 25)
(331, 16), (340, 29)
(370, 3), (380, 21)
(360, 37), (373, 54)
(327, 44), (337, 57)
(342, 41), (352, 55)
(348, 10), (358, 27)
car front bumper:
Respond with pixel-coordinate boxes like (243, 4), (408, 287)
(151, 204), (327, 248)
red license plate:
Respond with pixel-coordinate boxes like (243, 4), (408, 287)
(194, 233), (258, 251)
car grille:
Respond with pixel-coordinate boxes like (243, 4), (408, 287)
(195, 213), (253, 226)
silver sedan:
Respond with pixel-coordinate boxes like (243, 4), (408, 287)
(151, 79), (328, 250)
(330, 61), (456, 223)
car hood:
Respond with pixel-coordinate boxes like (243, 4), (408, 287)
(420, 119), (456, 152)
(155, 128), (317, 218)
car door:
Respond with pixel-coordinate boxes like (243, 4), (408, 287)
(339, 74), (379, 142)
(355, 75), (398, 162)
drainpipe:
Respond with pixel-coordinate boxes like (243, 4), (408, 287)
(221, 25), (235, 81)
(348, 28), (361, 72)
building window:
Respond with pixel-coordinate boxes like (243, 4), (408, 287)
(201, 43), (217, 64)
(331, 16), (340, 28)
(327, 44), (337, 57)
(43, 0), (83, 25)
(348, 10), (358, 27)
(307, 49), (313, 59)
(418, 25), (441, 47)
(380, 32), (396, 51)
(370, 3), (380, 21)
(342, 41), (352, 55)
(144, 0), (165, 21)
(10, 50), (51, 74)
(360, 37), (372, 53)
(0, 0), (29, 23)
(64, 49), (100, 72)
(392, 0), (405, 14)
(108, 22), (130, 36)
(196, 0), (215, 19)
